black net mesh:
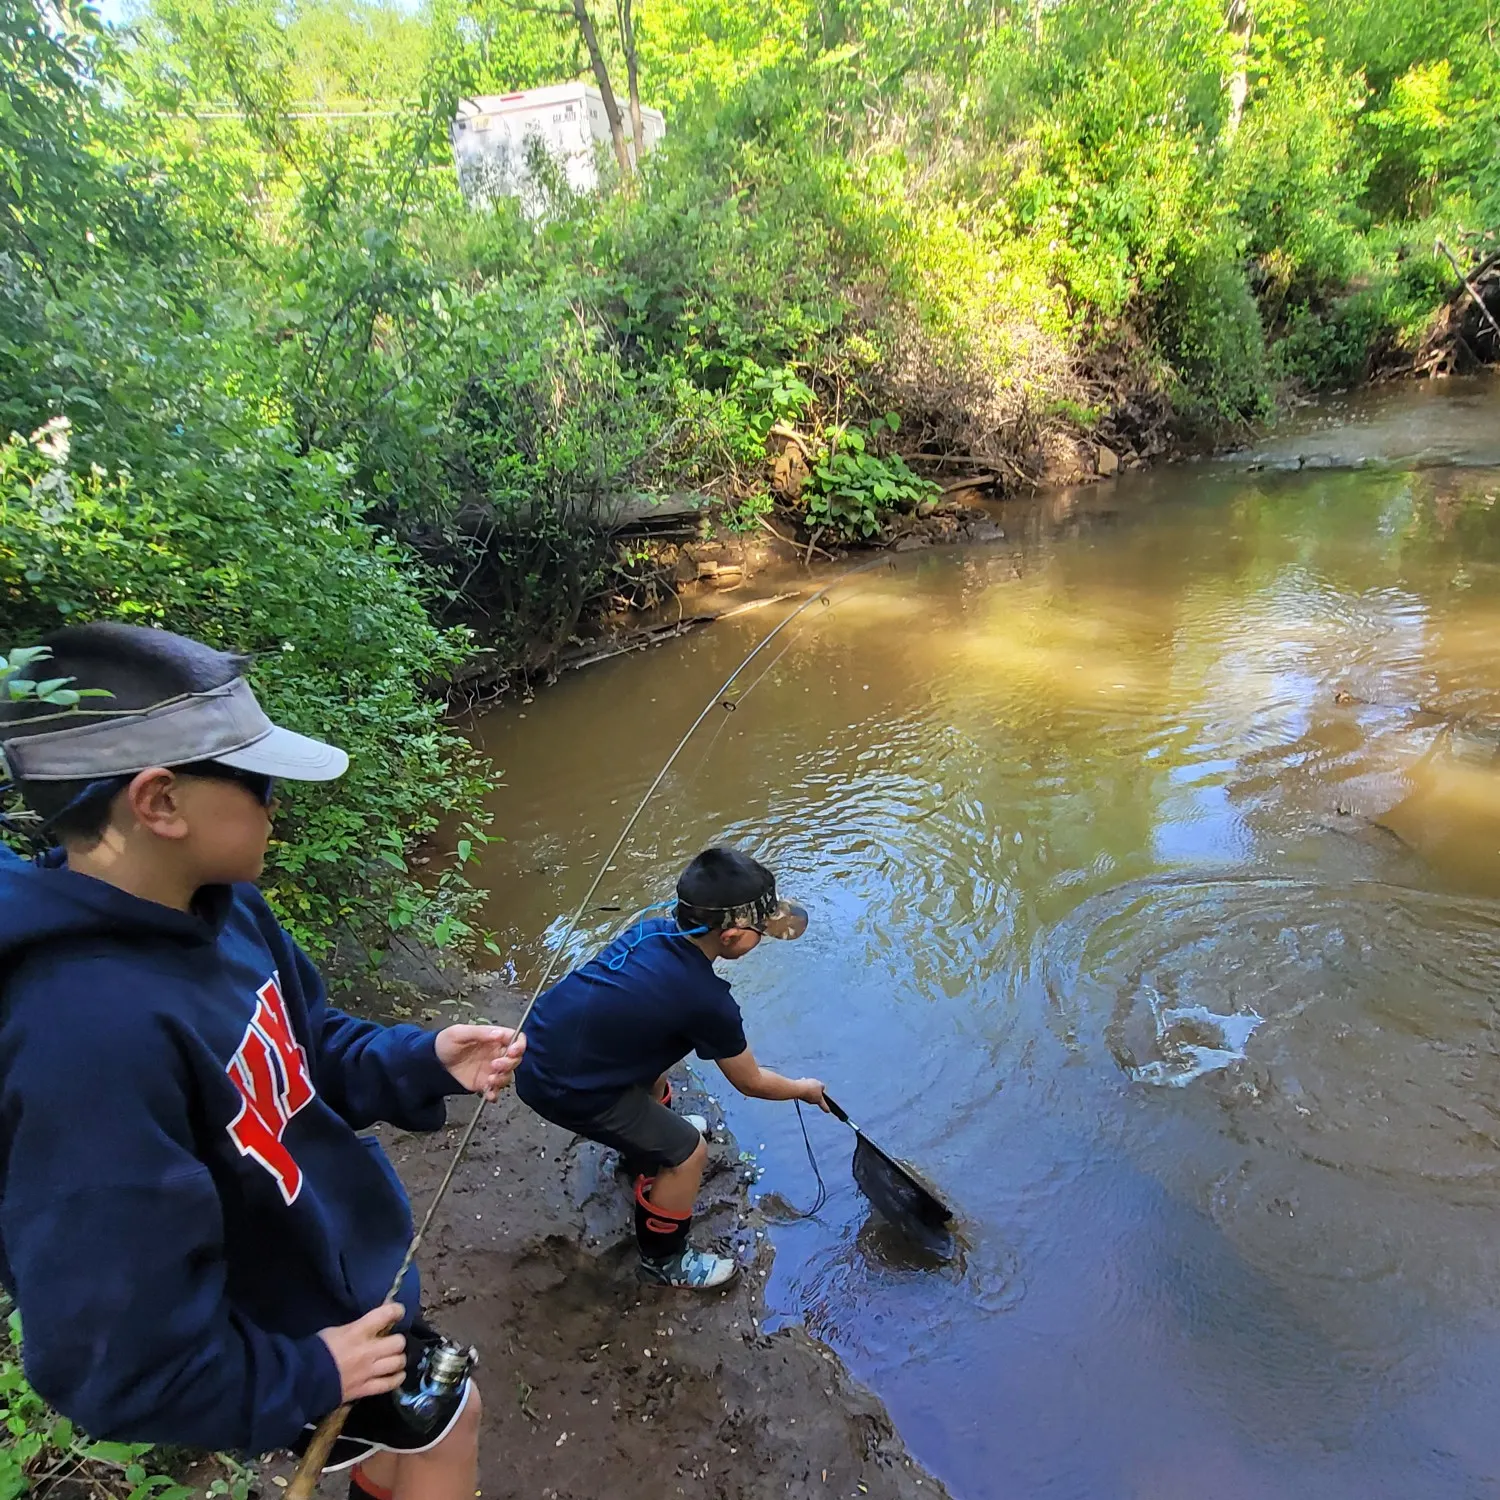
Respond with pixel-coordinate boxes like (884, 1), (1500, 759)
(849, 1133), (955, 1258)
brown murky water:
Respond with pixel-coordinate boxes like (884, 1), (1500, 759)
(466, 377), (1500, 1499)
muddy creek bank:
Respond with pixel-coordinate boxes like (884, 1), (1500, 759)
(305, 974), (947, 1500)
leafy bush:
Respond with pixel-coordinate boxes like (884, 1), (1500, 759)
(1224, 58), (1369, 312)
(1273, 297), (1388, 389)
(0, 420), (489, 960)
(1153, 249), (1271, 431)
(804, 416), (938, 540)
(1270, 248), (1455, 388)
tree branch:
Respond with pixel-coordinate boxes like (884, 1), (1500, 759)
(490, 0), (631, 175)
(617, 0), (644, 165)
(1437, 238), (1500, 346)
(570, 0), (633, 177)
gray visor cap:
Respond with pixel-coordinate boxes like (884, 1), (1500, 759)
(1, 677), (348, 782)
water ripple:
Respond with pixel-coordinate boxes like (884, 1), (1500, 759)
(1039, 873), (1500, 1189)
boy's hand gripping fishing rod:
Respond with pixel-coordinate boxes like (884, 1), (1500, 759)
(285, 561), (888, 1498)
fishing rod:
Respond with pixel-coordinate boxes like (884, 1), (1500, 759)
(287, 556), (895, 1497)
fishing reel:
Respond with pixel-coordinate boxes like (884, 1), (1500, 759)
(330, 1325), (477, 1457)
(389, 1333), (477, 1438)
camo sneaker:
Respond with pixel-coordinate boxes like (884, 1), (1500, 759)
(637, 1245), (739, 1290)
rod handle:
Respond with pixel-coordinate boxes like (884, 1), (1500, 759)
(285, 1403), (352, 1500)
(821, 1091), (852, 1126)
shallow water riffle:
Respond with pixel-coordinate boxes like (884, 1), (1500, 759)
(464, 378), (1500, 1499)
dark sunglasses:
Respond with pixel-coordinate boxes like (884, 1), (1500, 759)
(178, 761), (277, 808)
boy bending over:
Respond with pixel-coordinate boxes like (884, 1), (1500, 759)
(516, 846), (827, 1290)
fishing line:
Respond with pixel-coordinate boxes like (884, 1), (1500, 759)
(678, 626), (807, 791)
(790, 1100), (830, 1218)
(288, 555), (896, 1494)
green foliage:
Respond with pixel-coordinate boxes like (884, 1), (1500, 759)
(1300, 0), (1500, 226)
(805, 416), (938, 540)
(0, 0), (501, 958)
(0, 641), (113, 713)
(0, 1), (151, 273)
(1224, 54), (1369, 311)
(1156, 251), (1271, 430)
(721, 491), (777, 531)
(1271, 248), (1453, 388)
(745, 367), (815, 439)
(262, 169), (658, 658)
(0, 420), (488, 961)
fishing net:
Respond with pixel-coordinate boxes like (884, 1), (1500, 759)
(822, 1094), (955, 1257)
(850, 1132), (956, 1259)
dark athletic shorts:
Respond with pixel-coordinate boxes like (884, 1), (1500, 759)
(562, 1084), (703, 1172)
(290, 1319), (474, 1473)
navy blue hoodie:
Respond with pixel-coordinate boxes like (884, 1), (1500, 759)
(0, 846), (466, 1455)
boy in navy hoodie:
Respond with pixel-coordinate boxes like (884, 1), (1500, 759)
(0, 622), (523, 1500)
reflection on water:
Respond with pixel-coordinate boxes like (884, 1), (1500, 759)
(466, 388), (1500, 1499)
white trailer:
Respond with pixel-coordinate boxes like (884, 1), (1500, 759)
(451, 84), (666, 208)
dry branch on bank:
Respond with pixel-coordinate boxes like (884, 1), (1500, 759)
(1409, 245), (1500, 377)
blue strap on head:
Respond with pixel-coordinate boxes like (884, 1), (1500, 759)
(604, 899), (710, 971)
(1, 774), (130, 849)
(36, 776), (132, 832)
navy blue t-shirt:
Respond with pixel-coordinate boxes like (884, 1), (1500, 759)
(516, 917), (747, 1119)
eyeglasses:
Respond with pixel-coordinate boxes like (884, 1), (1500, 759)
(178, 761), (277, 808)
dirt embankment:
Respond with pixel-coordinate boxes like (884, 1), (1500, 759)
(280, 979), (947, 1500)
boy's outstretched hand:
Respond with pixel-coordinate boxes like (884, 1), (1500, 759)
(435, 1024), (526, 1101)
(797, 1078), (831, 1111)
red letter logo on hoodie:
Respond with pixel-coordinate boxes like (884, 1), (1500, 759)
(225, 976), (317, 1204)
